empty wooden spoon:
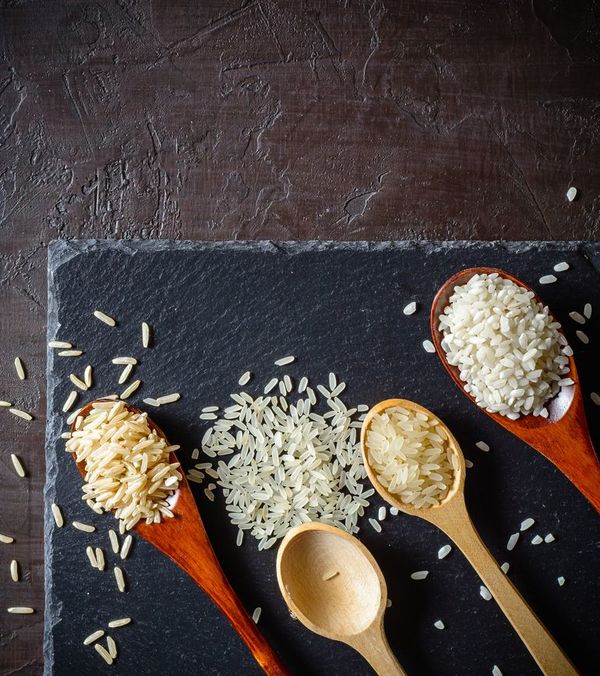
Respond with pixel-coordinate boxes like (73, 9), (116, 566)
(430, 267), (600, 513)
(71, 400), (288, 675)
(361, 398), (577, 676)
(276, 522), (405, 676)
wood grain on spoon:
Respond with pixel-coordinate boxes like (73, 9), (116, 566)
(361, 399), (577, 676)
(430, 267), (600, 513)
(71, 400), (288, 676)
(277, 522), (405, 676)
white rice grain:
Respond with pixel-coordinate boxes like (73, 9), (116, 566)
(576, 330), (589, 344)
(109, 529), (119, 554)
(274, 356), (295, 366)
(112, 357), (137, 365)
(156, 393), (180, 405)
(93, 310), (116, 327)
(520, 518), (535, 531)
(507, 533), (519, 551)
(475, 441), (489, 452)
(566, 186), (577, 202)
(114, 566), (126, 592)
(369, 518), (382, 533)
(434, 620), (445, 630)
(49, 341), (72, 349)
(10, 408), (33, 421)
(411, 570), (429, 581)
(557, 576), (565, 586)
(544, 533), (555, 543)
(539, 275), (557, 285)
(73, 522), (96, 533)
(403, 302), (417, 315)
(142, 322), (151, 348)
(58, 350), (83, 357)
(51, 503), (64, 528)
(62, 390), (78, 413)
(95, 643), (113, 665)
(0, 534), (15, 543)
(118, 363), (133, 384)
(438, 544), (451, 560)
(569, 311), (586, 325)
(0, 400), (11, 407)
(107, 635), (117, 659)
(95, 547), (105, 571)
(591, 392), (600, 406)
(480, 585), (492, 601)
(120, 534), (133, 560)
(239, 371), (252, 386)
(86, 546), (97, 568)
(422, 339), (435, 353)
(84, 365), (93, 388)
(501, 562), (510, 574)
(120, 379), (141, 399)
(14, 357), (25, 380)
(10, 559), (19, 582)
(11, 454), (26, 478)
(69, 374), (88, 391)
(378, 506), (386, 521)
(492, 666), (503, 676)
(584, 303), (592, 319)
(7, 607), (34, 614)
(252, 607), (262, 623)
(531, 535), (543, 545)
(553, 262), (569, 272)
(108, 617), (131, 628)
(83, 629), (105, 645)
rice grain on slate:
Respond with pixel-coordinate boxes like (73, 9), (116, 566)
(10, 408), (33, 421)
(0, 534), (15, 543)
(59, 350), (83, 357)
(95, 643), (113, 665)
(7, 607), (34, 614)
(112, 357), (137, 365)
(63, 390), (78, 413)
(93, 310), (116, 326)
(49, 341), (72, 349)
(120, 534), (133, 560)
(252, 607), (262, 623)
(51, 503), (64, 528)
(65, 401), (181, 529)
(197, 375), (371, 548)
(118, 363), (133, 384)
(120, 379), (141, 399)
(403, 301), (417, 315)
(14, 357), (25, 380)
(411, 571), (429, 580)
(365, 405), (456, 507)
(439, 273), (569, 419)
(95, 548), (105, 570)
(10, 559), (19, 582)
(142, 322), (151, 348)
(107, 635), (117, 659)
(73, 521), (95, 533)
(584, 303), (592, 319)
(480, 585), (492, 601)
(108, 617), (131, 628)
(114, 566), (126, 592)
(156, 393), (180, 405)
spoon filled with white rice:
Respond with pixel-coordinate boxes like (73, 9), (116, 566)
(361, 398), (576, 675)
(429, 267), (600, 514)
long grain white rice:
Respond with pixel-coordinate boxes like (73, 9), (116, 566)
(378, 506), (386, 521)
(107, 635), (117, 659)
(120, 379), (141, 399)
(142, 397), (160, 407)
(66, 401), (181, 528)
(0, 534), (15, 543)
(553, 262), (569, 272)
(73, 521), (95, 533)
(569, 311), (586, 325)
(365, 406), (456, 508)
(539, 275), (557, 284)
(236, 529), (244, 547)
(200, 412), (217, 420)
(7, 607), (34, 614)
(439, 273), (569, 418)
(369, 518), (382, 533)
(112, 357), (137, 365)
(411, 571), (429, 580)
(109, 529), (119, 553)
(49, 341), (72, 349)
(95, 643), (113, 665)
(520, 518), (535, 531)
(51, 503), (64, 528)
(403, 301), (417, 315)
(239, 371), (252, 386)
(10, 559), (19, 582)
(120, 534), (133, 560)
(69, 374), (88, 391)
(9, 408), (33, 421)
(14, 357), (25, 380)
(252, 607), (262, 623)
(114, 566), (126, 592)
(156, 393), (180, 405)
(91, 547), (103, 571)
(84, 365), (93, 388)
(475, 441), (489, 452)
(0, 400), (11, 407)
(118, 363), (133, 384)
(94, 310), (116, 326)
(62, 390), (78, 413)
(59, 350), (83, 357)
(584, 303), (592, 319)
(142, 322), (151, 348)
(108, 617), (131, 628)
(11, 454), (26, 478)
(86, 546), (97, 568)
(576, 330), (589, 344)
(274, 356), (295, 366)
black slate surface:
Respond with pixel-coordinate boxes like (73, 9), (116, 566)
(45, 240), (600, 676)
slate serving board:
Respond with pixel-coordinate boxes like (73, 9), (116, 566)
(45, 240), (600, 676)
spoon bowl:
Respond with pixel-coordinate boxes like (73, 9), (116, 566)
(430, 267), (600, 512)
(71, 399), (288, 676)
(277, 522), (405, 675)
(361, 398), (577, 675)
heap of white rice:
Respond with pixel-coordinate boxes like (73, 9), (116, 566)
(65, 400), (182, 530)
(439, 273), (571, 419)
(365, 406), (457, 508)
(191, 377), (372, 549)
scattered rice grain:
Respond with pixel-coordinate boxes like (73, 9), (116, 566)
(10, 454), (26, 478)
(93, 310), (116, 327)
(14, 357), (25, 380)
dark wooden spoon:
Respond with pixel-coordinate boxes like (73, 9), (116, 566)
(430, 267), (600, 513)
(71, 400), (288, 675)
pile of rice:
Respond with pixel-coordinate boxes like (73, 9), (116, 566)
(65, 400), (182, 530)
(191, 376), (372, 549)
(365, 405), (457, 508)
(439, 273), (571, 419)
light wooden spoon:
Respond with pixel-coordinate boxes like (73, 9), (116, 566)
(276, 522), (405, 676)
(430, 266), (600, 513)
(71, 400), (288, 676)
(361, 398), (577, 676)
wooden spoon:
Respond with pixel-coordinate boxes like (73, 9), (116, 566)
(361, 399), (577, 676)
(430, 267), (600, 513)
(71, 400), (288, 676)
(276, 522), (405, 676)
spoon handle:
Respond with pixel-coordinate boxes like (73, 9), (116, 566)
(351, 620), (406, 676)
(434, 497), (577, 676)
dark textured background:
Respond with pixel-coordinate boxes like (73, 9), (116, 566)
(1, 1), (600, 674)
(44, 240), (599, 676)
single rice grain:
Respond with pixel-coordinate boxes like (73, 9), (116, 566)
(10, 454), (26, 478)
(93, 310), (116, 327)
(14, 357), (26, 380)
(51, 503), (64, 528)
